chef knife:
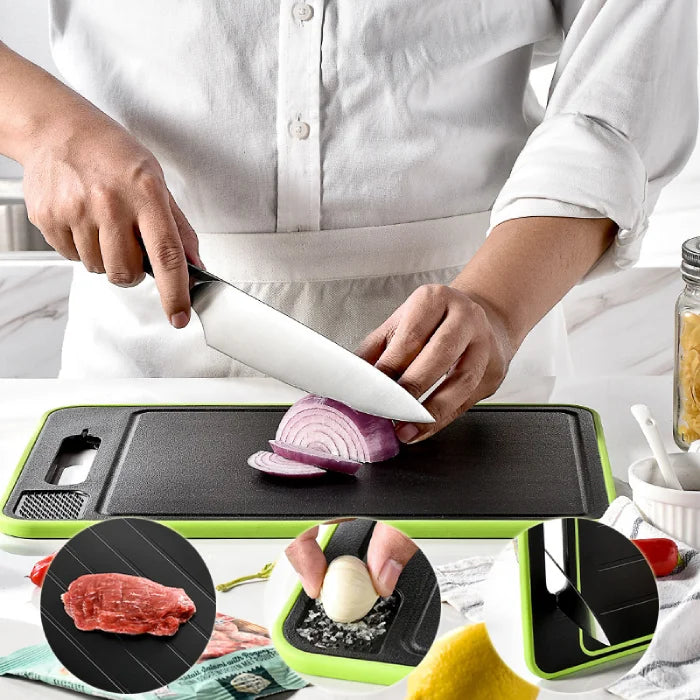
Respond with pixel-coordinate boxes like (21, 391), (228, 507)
(144, 259), (434, 423)
(544, 547), (611, 646)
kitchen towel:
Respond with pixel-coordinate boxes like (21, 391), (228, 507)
(434, 497), (700, 699)
(435, 556), (495, 622)
(602, 497), (699, 700)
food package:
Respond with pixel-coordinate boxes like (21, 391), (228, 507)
(199, 613), (272, 660)
(0, 623), (307, 699)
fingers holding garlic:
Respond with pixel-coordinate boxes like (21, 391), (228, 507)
(268, 519), (441, 692)
(320, 555), (380, 623)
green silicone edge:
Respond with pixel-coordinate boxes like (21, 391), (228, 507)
(575, 519), (653, 657)
(587, 406), (617, 505)
(519, 525), (650, 679)
(270, 523), (413, 685)
(0, 403), (615, 540)
(518, 529), (548, 678)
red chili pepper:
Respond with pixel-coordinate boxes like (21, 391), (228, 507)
(631, 538), (680, 577)
(28, 553), (56, 587)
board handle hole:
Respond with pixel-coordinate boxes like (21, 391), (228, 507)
(46, 429), (101, 486)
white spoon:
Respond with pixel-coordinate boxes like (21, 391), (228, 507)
(630, 404), (684, 490)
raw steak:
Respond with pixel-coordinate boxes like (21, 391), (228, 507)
(61, 573), (196, 636)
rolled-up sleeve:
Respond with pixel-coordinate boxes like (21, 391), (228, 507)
(490, 0), (698, 276)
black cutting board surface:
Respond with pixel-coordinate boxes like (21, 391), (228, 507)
(2, 404), (610, 524)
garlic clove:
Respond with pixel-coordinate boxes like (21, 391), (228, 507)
(319, 555), (379, 623)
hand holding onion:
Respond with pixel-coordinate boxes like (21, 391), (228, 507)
(357, 284), (514, 444)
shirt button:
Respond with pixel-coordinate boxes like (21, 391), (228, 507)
(292, 2), (314, 22)
(290, 120), (311, 140)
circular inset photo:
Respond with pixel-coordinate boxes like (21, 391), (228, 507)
(484, 517), (661, 694)
(265, 518), (441, 694)
(40, 517), (217, 694)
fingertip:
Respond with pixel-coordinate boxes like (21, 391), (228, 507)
(367, 524), (418, 596)
(396, 423), (420, 444)
(373, 558), (403, 597)
(302, 579), (322, 600)
(403, 428), (434, 445)
(285, 528), (326, 599)
(170, 310), (190, 329)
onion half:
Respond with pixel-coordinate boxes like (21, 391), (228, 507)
(275, 395), (400, 463)
(248, 450), (326, 478)
(269, 440), (362, 475)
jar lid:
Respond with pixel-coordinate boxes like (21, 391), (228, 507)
(682, 237), (700, 281)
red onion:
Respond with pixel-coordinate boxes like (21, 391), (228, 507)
(275, 395), (400, 463)
(269, 440), (362, 476)
(248, 451), (326, 478)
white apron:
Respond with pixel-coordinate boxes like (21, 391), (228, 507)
(59, 210), (570, 383)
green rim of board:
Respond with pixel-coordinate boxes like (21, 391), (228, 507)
(0, 402), (616, 539)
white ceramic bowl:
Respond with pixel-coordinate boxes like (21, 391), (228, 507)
(628, 452), (700, 548)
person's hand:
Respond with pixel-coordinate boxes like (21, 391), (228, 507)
(284, 526), (327, 599)
(365, 522), (418, 596)
(285, 522), (418, 599)
(22, 107), (202, 328)
(357, 284), (514, 443)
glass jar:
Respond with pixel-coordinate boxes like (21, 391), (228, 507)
(674, 237), (700, 449)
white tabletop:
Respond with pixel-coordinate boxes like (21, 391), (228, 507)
(0, 376), (674, 699)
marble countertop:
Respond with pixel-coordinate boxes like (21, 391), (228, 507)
(0, 377), (675, 699)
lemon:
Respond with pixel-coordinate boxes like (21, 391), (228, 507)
(406, 622), (538, 700)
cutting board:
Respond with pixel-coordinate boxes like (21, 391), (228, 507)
(0, 403), (615, 538)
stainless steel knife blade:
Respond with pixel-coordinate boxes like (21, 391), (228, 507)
(544, 548), (611, 646)
(187, 268), (434, 423)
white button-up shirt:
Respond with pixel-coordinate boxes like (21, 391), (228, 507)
(50, 0), (698, 379)
(49, 0), (698, 245)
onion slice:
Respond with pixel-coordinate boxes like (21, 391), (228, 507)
(276, 395), (400, 463)
(269, 440), (362, 476)
(248, 451), (326, 478)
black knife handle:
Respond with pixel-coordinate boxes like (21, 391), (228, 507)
(140, 246), (219, 286)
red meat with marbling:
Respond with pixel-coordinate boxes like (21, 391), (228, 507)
(61, 573), (195, 636)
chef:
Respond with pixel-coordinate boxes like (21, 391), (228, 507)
(0, 1), (696, 443)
